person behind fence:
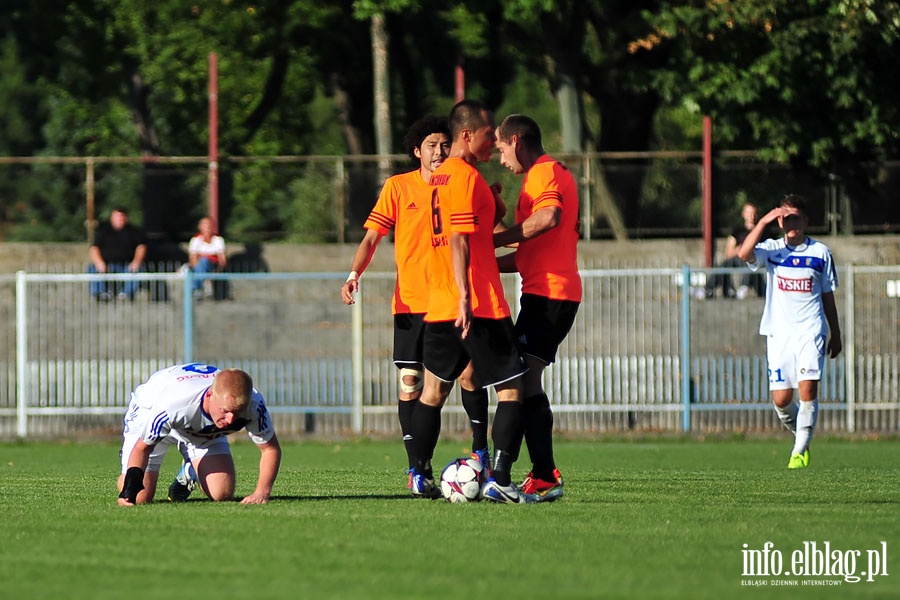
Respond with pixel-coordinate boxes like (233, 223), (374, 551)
(703, 201), (766, 299)
(117, 363), (282, 506)
(738, 194), (842, 470)
(340, 115), (493, 497)
(493, 113), (581, 503)
(88, 206), (147, 302)
(187, 216), (227, 299)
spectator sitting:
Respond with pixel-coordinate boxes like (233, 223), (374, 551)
(88, 206), (148, 302)
(187, 217), (227, 299)
(703, 202), (767, 299)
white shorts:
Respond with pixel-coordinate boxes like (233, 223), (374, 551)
(766, 334), (826, 391)
(119, 398), (231, 474)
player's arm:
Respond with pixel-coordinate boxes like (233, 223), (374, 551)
(822, 291), (843, 358)
(241, 434), (282, 505)
(493, 206), (560, 248)
(341, 229), (385, 305)
(118, 439), (153, 507)
(450, 231), (472, 339)
(738, 207), (781, 264)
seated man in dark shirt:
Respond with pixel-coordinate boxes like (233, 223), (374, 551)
(703, 202), (767, 299)
(88, 207), (148, 301)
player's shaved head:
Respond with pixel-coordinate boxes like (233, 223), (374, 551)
(449, 99), (491, 140)
(212, 369), (253, 412)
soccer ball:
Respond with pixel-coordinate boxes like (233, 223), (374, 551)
(439, 456), (485, 503)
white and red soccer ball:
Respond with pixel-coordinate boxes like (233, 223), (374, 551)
(439, 456), (485, 503)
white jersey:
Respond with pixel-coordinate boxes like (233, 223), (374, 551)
(126, 363), (275, 447)
(749, 236), (838, 337)
(188, 234), (226, 258)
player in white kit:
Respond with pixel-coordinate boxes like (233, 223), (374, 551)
(117, 363), (281, 505)
(738, 194), (842, 469)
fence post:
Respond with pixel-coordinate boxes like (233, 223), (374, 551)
(15, 271), (28, 438)
(845, 263), (856, 433)
(183, 269), (194, 363)
(351, 285), (364, 434)
(681, 265), (692, 432)
(582, 152), (592, 241)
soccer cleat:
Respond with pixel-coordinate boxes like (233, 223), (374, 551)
(787, 450), (810, 469)
(481, 479), (526, 504)
(409, 471), (441, 499)
(406, 468), (414, 491)
(472, 447), (492, 479)
(167, 461), (198, 502)
(521, 468), (564, 502)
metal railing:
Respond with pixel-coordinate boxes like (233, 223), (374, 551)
(1, 265), (898, 439)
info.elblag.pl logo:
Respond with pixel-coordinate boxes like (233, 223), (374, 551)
(741, 541), (889, 586)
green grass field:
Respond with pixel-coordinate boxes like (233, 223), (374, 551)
(1, 437), (897, 599)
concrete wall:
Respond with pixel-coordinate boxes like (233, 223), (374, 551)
(1, 235), (900, 273)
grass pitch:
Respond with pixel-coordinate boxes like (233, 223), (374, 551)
(1, 437), (897, 599)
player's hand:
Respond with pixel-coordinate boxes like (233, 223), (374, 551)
(240, 492), (270, 505)
(117, 497), (135, 507)
(455, 300), (472, 339)
(761, 207), (784, 225)
(341, 279), (359, 305)
(827, 335), (842, 358)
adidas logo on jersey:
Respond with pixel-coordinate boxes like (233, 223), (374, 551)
(406, 201), (418, 210)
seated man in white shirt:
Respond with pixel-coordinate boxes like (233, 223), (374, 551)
(187, 216), (227, 299)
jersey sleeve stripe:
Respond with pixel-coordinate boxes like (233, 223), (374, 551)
(150, 412), (169, 437)
(450, 213), (478, 226)
(534, 191), (563, 208)
(365, 212), (395, 230)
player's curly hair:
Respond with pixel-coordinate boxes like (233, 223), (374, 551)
(402, 115), (450, 162)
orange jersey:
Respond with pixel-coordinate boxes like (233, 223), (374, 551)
(363, 170), (432, 314)
(426, 157), (511, 322)
(515, 155), (582, 301)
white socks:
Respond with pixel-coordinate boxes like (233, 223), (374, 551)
(774, 401), (798, 432)
(793, 399), (818, 455)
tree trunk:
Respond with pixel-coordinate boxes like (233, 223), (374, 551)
(555, 73), (628, 241)
(371, 14), (392, 186)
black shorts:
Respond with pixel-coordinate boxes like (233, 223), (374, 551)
(514, 294), (580, 365)
(423, 318), (526, 387)
(393, 313), (426, 366)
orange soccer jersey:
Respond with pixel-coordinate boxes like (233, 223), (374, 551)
(515, 155), (583, 302)
(363, 170), (433, 314)
(426, 157), (511, 322)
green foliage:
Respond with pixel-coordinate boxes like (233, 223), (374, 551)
(285, 165), (340, 243)
(1, 0), (899, 240)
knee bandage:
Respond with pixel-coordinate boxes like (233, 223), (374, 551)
(399, 368), (423, 393)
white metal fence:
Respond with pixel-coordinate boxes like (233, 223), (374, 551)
(1, 265), (898, 439)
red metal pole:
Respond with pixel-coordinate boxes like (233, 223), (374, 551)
(455, 54), (465, 103)
(208, 52), (219, 231)
(702, 115), (713, 267)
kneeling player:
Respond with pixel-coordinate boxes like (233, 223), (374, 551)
(116, 363), (281, 506)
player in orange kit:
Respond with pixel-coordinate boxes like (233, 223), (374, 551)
(408, 99), (529, 504)
(494, 114), (582, 502)
(340, 116), (490, 496)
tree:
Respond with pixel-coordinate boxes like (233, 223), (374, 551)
(650, 0), (900, 231)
